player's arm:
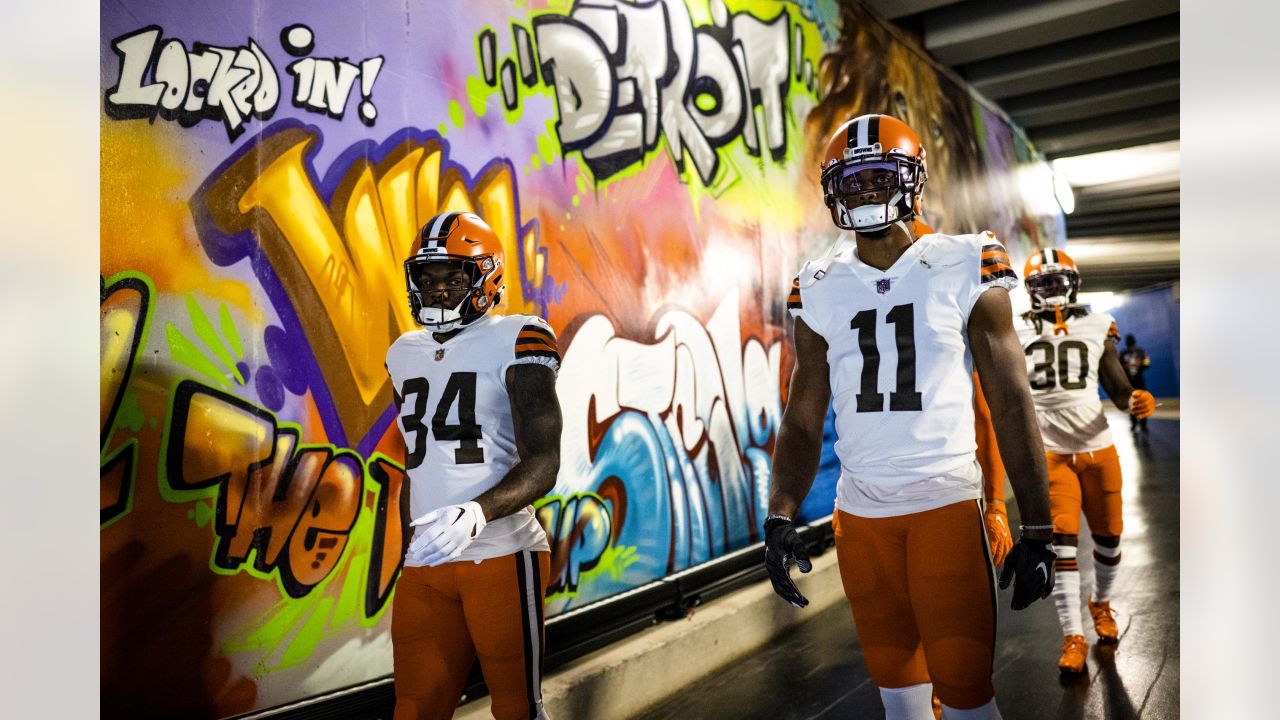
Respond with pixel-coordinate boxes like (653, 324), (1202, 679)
(968, 289), (1051, 533)
(1099, 340), (1135, 410)
(768, 316), (831, 519)
(763, 316), (831, 608)
(968, 287), (1056, 609)
(472, 362), (563, 521)
(1101, 339), (1156, 418)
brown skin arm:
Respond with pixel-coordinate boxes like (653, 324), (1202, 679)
(767, 317), (832, 519)
(967, 288), (1053, 540)
(473, 362), (562, 521)
(1098, 339), (1136, 410)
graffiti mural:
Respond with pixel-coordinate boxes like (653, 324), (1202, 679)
(100, 1), (1063, 717)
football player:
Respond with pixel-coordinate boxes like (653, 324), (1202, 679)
(1016, 249), (1155, 674)
(386, 212), (562, 720)
(766, 114), (1056, 720)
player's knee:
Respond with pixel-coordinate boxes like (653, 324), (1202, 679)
(488, 692), (542, 720)
(934, 680), (995, 712)
(863, 646), (931, 690)
(925, 638), (993, 706)
(1091, 533), (1120, 549)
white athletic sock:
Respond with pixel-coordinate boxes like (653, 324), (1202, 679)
(879, 682), (935, 720)
(1093, 539), (1121, 603)
(1052, 544), (1083, 636)
(941, 698), (1003, 720)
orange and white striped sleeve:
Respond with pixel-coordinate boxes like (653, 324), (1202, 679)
(512, 317), (560, 373)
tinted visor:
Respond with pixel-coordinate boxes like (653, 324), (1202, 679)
(1025, 272), (1075, 297)
(408, 257), (482, 288)
(825, 161), (903, 196)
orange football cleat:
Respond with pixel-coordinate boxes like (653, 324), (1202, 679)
(1058, 634), (1088, 673)
(1089, 598), (1119, 641)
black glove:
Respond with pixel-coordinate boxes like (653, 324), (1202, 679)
(998, 537), (1056, 610)
(764, 515), (812, 608)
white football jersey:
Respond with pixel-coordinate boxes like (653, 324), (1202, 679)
(790, 231), (1018, 518)
(1015, 309), (1121, 454)
(385, 312), (557, 564)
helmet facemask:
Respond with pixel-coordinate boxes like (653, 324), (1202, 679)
(404, 255), (499, 332)
(1025, 270), (1080, 310)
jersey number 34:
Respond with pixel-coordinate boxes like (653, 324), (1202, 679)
(399, 372), (486, 469)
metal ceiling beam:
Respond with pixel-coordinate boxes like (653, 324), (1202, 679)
(1073, 188), (1180, 214)
(1073, 177), (1180, 201)
(923, 0), (1178, 65)
(1064, 235), (1179, 292)
(1030, 101), (1180, 157)
(963, 14), (1179, 100)
(861, 0), (965, 22)
(1004, 63), (1179, 129)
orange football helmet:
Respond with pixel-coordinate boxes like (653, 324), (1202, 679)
(819, 114), (927, 232)
(404, 212), (504, 331)
(1023, 248), (1080, 309)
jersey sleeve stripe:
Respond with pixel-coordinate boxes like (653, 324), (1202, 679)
(979, 243), (1014, 283)
(515, 339), (557, 354)
(517, 325), (557, 343)
(515, 348), (561, 361)
(516, 331), (557, 346)
(980, 267), (1017, 284)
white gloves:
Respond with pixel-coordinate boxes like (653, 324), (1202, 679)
(407, 501), (487, 566)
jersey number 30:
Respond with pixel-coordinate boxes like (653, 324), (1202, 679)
(850, 304), (923, 412)
(1025, 340), (1089, 390)
(399, 372), (486, 469)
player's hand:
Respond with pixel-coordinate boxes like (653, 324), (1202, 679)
(984, 500), (1013, 566)
(407, 501), (487, 566)
(1129, 389), (1155, 419)
(998, 538), (1056, 610)
(764, 515), (812, 608)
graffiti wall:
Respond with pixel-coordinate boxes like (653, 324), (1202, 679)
(100, 1), (1063, 716)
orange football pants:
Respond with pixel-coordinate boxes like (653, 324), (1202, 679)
(1047, 445), (1124, 537)
(834, 501), (996, 709)
(392, 550), (551, 720)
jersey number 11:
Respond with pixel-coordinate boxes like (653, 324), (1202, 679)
(850, 304), (923, 413)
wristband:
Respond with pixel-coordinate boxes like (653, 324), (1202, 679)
(765, 514), (793, 530)
(1019, 524), (1054, 532)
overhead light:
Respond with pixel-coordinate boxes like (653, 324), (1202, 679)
(1077, 291), (1119, 313)
(1050, 140), (1180, 188)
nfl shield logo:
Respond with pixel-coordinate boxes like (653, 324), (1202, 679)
(875, 278), (892, 294)
(434, 348), (447, 362)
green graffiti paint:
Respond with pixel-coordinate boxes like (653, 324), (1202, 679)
(219, 303), (244, 359)
(448, 99), (465, 129)
(185, 295), (245, 384)
(536, 131), (557, 166)
(195, 500), (214, 528)
(465, 74), (491, 118)
(280, 596), (336, 669)
(165, 323), (233, 387)
(117, 390), (146, 432)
